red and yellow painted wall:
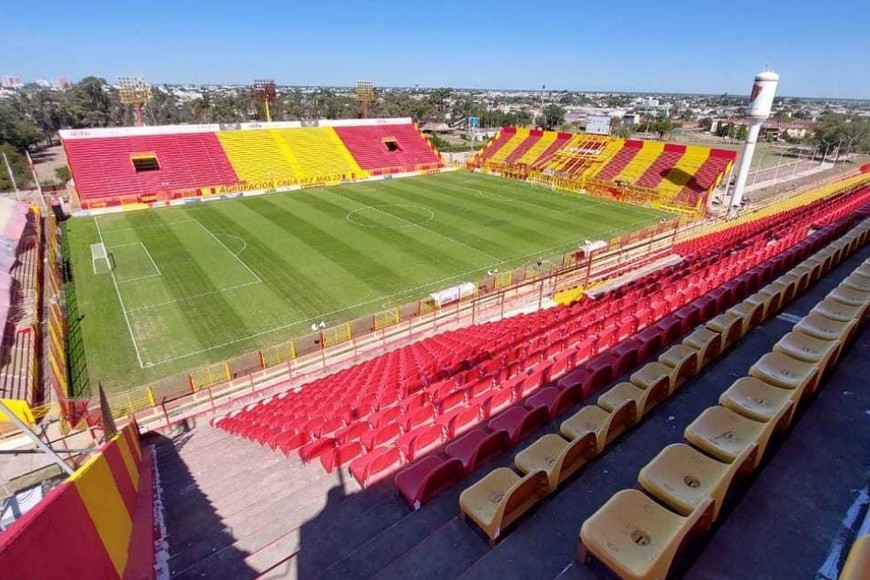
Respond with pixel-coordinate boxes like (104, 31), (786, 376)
(0, 424), (155, 579)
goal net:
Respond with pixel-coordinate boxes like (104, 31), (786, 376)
(91, 243), (111, 274)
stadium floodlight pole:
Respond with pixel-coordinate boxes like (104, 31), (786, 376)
(729, 70), (779, 212)
(252, 79), (277, 122)
(356, 81), (374, 119)
(118, 76), (152, 127)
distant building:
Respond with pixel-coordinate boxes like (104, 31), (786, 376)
(35, 79), (51, 88)
(623, 112), (642, 126)
(1, 76), (23, 89)
(54, 77), (71, 90)
(712, 118), (813, 140)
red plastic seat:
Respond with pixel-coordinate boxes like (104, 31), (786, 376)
(525, 385), (582, 419)
(395, 456), (465, 510)
(473, 387), (513, 419)
(655, 315), (683, 345)
(487, 405), (549, 445)
(275, 431), (309, 456)
(437, 405), (481, 438)
(368, 406), (402, 429)
(335, 421), (370, 445)
(445, 429), (510, 474)
(557, 356), (614, 399)
(320, 442), (363, 473)
(350, 447), (405, 488)
(404, 407), (436, 431)
(299, 437), (337, 463)
(360, 422), (402, 451)
(634, 326), (664, 362)
(673, 305), (700, 335)
(397, 424), (445, 461)
(608, 341), (639, 378)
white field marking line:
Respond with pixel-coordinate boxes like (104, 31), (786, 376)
(346, 205), (435, 228)
(215, 233), (248, 256)
(141, 243), (161, 275)
(125, 281), (263, 313)
(142, 216), (655, 367)
(96, 219), (197, 234)
(94, 217), (146, 369)
(328, 189), (504, 263)
(191, 217), (262, 283)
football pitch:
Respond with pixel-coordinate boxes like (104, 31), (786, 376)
(65, 171), (668, 393)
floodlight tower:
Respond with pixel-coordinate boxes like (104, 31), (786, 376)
(117, 77), (152, 127)
(252, 79), (277, 122)
(356, 81), (374, 119)
(729, 70), (780, 211)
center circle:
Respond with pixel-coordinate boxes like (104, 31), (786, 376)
(346, 204), (434, 229)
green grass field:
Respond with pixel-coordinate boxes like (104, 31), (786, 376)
(65, 171), (668, 394)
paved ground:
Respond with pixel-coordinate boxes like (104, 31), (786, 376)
(152, 243), (870, 580)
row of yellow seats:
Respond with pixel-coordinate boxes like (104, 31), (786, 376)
(455, 225), (847, 545)
(579, 222), (870, 580)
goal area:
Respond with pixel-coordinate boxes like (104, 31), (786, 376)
(91, 243), (111, 274)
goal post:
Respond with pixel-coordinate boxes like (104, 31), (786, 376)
(91, 243), (111, 274)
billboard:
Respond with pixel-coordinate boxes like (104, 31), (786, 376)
(586, 115), (612, 135)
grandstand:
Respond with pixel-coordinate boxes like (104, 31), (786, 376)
(469, 128), (737, 215)
(61, 118), (443, 209)
(4, 104), (870, 580)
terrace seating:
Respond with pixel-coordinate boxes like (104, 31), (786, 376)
(64, 132), (240, 204)
(216, 194), (870, 523)
(579, 241), (870, 579)
(333, 123), (441, 174)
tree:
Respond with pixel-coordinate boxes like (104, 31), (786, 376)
(0, 143), (30, 192)
(812, 114), (870, 155)
(0, 105), (43, 150)
(66, 76), (123, 127)
(648, 118), (675, 139)
(537, 104), (565, 131)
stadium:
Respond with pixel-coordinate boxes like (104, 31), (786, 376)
(1, 64), (870, 580)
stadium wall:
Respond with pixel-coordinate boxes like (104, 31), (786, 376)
(0, 424), (154, 579)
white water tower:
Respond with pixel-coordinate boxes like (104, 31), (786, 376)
(729, 70), (780, 210)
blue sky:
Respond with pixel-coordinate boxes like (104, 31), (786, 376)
(2, 0), (869, 98)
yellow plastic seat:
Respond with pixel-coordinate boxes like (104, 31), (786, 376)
(705, 312), (743, 351)
(684, 404), (790, 467)
(783, 269), (811, 295)
(560, 401), (636, 453)
(749, 351), (820, 397)
(773, 331), (840, 374)
(727, 300), (764, 337)
(841, 534), (870, 580)
(794, 313), (856, 345)
(843, 273), (870, 293)
(793, 261), (822, 285)
(855, 263), (870, 279)
(719, 376), (796, 424)
(657, 345), (698, 391)
(579, 489), (712, 580)
(811, 297), (863, 323)
(514, 433), (597, 493)
(807, 250), (835, 275)
(744, 291), (780, 322)
(459, 467), (549, 545)
(828, 285), (870, 311)
(638, 443), (755, 520)
(770, 276), (798, 305)
(631, 362), (673, 392)
(598, 380), (669, 423)
(682, 326), (722, 369)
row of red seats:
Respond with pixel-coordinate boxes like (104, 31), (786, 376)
(350, 217), (835, 487)
(214, 184), (868, 488)
(393, 211), (863, 508)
